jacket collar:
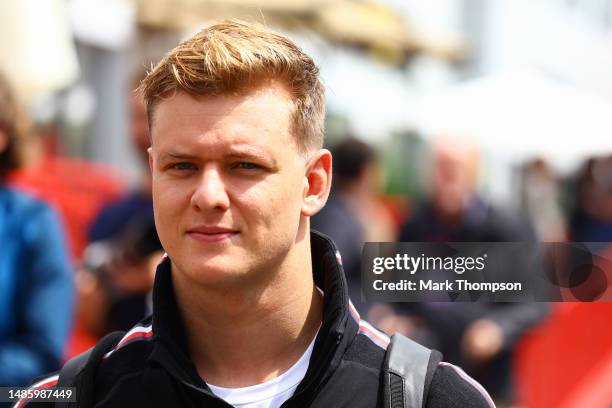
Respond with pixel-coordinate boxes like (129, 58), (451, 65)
(148, 230), (359, 403)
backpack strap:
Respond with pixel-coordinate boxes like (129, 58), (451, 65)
(55, 331), (125, 408)
(382, 333), (443, 408)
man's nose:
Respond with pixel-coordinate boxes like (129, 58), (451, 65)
(190, 165), (230, 212)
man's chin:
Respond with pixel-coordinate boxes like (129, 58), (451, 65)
(177, 259), (250, 287)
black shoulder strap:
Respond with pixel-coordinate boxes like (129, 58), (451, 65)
(382, 333), (443, 408)
(56, 331), (125, 408)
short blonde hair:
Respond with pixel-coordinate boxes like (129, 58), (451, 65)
(139, 20), (325, 154)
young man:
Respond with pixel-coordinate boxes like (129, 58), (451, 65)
(22, 21), (494, 407)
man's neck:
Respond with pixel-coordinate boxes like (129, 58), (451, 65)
(172, 241), (323, 388)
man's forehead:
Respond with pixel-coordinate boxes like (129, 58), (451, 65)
(150, 81), (293, 124)
(153, 92), (294, 145)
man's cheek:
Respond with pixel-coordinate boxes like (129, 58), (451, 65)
(158, 187), (186, 208)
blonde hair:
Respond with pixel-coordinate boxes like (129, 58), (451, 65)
(139, 20), (325, 153)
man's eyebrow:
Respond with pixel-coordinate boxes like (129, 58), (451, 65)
(158, 151), (199, 161)
(157, 147), (279, 166)
(223, 147), (278, 166)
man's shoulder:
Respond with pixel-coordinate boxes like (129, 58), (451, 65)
(73, 319), (155, 405)
(342, 314), (390, 372)
(95, 320), (155, 375)
(57, 320), (155, 388)
(13, 321), (155, 408)
(343, 325), (388, 371)
(334, 323), (496, 407)
(426, 362), (495, 408)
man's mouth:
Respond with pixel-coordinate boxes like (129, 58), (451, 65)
(186, 226), (239, 242)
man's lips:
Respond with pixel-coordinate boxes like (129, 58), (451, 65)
(186, 227), (239, 243)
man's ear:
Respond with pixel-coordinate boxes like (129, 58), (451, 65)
(0, 129), (8, 154)
(301, 149), (332, 217)
(147, 147), (154, 176)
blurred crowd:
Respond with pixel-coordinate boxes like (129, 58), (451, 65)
(312, 136), (612, 406)
(0, 62), (611, 407)
(0, 69), (159, 391)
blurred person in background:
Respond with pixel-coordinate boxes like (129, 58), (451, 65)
(520, 158), (567, 242)
(88, 70), (153, 243)
(570, 155), (612, 242)
(8, 100), (123, 262)
(75, 70), (157, 349)
(78, 217), (163, 336)
(311, 137), (396, 315)
(391, 137), (548, 405)
(0, 72), (74, 387)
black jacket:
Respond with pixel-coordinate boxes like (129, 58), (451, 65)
(25, 232), (494, 408)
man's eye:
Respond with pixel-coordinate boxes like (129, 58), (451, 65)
(172, 163), (196, 170)
(235, 162), (259, 170)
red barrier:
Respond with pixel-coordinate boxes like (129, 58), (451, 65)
(515, 303), (612, 407)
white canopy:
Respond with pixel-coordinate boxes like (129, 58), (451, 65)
(0, 0), (79, 102)
(412, 68), (612, 170)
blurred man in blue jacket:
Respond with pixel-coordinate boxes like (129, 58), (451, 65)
(0, 72), (74, 387)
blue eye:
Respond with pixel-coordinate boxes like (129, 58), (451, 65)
(173, 162), (195, 170)
(236, 162), (259, 170)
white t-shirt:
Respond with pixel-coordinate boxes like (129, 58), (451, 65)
(207, 334), (317, 408)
